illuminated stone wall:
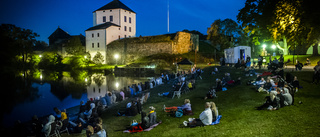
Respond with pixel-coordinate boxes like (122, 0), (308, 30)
(105, 32), (199, 64)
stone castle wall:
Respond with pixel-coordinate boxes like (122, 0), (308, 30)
(105, 32), (199, 64)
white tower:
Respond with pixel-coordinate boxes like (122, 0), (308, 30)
(86, 0), (136, 64)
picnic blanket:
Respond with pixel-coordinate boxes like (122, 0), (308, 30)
(210, 115), (222, 125)
(123, 122), (161, 133)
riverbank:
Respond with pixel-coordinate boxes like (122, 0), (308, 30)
(64, 65), (320, 137)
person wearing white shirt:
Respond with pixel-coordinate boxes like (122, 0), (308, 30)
(186, 102), (212, 127)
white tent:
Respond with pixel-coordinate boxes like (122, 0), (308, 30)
(224, 46), (251, 64)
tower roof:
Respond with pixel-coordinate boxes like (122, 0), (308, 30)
(86, 22), (120, 31)
(48, 27), (71, 40)
(94, 0), (135, 13)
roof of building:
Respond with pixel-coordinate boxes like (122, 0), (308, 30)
(48, 27), (71, 39)
(86, 22), (120, 31)
(94, 0), (135, 13)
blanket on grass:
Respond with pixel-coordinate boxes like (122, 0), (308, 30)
(123, 122), (161, 133)
(210, 115), (222, 125)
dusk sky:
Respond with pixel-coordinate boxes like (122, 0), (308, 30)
(0, 0), (246, 43)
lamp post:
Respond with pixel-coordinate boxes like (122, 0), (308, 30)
(272, 45), (276, 56)
(114, 54), (119, 65)
(262, 44), (267, 56)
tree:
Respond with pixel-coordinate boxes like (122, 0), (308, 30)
(238, 0), (320, 55)
(207, 19), (242, 52)
(92, 52), (104, 65)
(0, 24), (38, 69)
(65, 36), (85, 56)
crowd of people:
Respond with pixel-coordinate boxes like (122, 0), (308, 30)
(8, 57), (319, 136)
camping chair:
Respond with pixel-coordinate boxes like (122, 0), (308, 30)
(172, 82), (184, 99)
(58, 119), (69, 136)
(45, 122), (60, 137)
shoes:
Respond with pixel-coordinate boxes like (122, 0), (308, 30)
(183, 121), (188, 126)
(188, 118), (195, 122)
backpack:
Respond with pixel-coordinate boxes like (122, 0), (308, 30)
(175, 109), (183, 117)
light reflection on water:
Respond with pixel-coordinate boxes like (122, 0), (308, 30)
(2, 72), (154, 127)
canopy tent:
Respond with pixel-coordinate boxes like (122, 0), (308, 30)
(177, 58), (193, 65)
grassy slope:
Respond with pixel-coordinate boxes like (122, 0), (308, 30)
(66, 65), (320, 137)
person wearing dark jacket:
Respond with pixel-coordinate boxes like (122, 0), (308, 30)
(140, 111), (150, 129)
(148, 106), (157, 126)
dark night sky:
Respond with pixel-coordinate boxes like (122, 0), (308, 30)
(0, 0), (246, 43)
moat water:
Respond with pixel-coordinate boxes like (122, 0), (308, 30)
(1, 70), (154, 127)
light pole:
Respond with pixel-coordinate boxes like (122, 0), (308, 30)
(114, 54), (119, 65)
(262, 44), (267, 56)
(272, 45), (276, 56)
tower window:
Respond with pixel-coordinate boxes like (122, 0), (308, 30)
(129, 17), (131, 23)
(124, 26), (127, 31)
(97, 43), (100, 48)
(103, 16), (106, 22)
(92, 43), (94, 48)
(129, 27), (131, 32)
(97, 33), (99, 37)
(110, 10), (112, 12)
(118, 35), (120, 39)
(92, 33), (94, 37)
(110, 16), (113, 22)
(124, 16), (127, 22)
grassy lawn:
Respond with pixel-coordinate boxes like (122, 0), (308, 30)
(65, 66), (320, 137)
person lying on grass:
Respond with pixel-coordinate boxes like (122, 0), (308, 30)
(256, 88), (286, 110)
(183, 102), (212, 127)
(164, 99), (193, 115)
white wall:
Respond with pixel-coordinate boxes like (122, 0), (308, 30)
(94, 9), (136, 38)
(86, 29), (107, 64)
(86, 74), (108, 100)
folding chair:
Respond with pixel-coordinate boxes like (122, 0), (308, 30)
(172, 82), (184, 99)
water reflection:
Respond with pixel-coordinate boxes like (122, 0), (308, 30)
(2, 70), (154, 127)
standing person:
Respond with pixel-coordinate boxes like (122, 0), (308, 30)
(295, 61), (303, 71)
(312, 61), (320, 84)
(148, 106), (157, 126)
(185, 102), (212, 127)
(258, 55), (263, 69)
(292, 76), (300, 92)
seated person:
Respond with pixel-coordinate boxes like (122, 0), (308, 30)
(215, 79), (223, 91)
(140, 111), (150, 129)
(164, 99), (192, 115)
(262, 79), (272, 92)
(292, 76), (300, 91)
(204, 88), (217, 100)
(255, 78), (266, 88)
(184, 102), (212, 127)
(148, 106), (157, 126)
(187, 81), (193, 90)
(53, 107), (68, 121)
(118, 100), (138, 116)
(222, 73), (231, 85)
(282, 88), (293, 106)
(304, 58), (310, 65)
(210, 102), (219, 122)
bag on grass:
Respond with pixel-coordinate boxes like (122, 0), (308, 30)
(258, 87), (264, 92)
(175, 109), (183, 117)
(131, 120), (138, 126)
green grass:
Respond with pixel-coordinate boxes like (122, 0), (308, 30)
(263, 55), (320, 66)
(64, 66), (320, 137)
